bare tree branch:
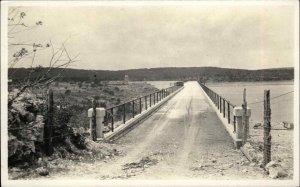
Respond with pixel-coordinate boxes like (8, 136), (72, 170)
(8, 9), (79, 107)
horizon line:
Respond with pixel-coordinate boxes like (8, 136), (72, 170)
(8, 66), (295, 72)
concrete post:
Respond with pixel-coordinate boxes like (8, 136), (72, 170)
(88, 108), (106, 139)
(233, 106), (251, 148)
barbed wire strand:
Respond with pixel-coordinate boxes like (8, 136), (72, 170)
(248, 91), (294, 105)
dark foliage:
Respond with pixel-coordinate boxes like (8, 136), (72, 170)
(9, 67), (294, 83)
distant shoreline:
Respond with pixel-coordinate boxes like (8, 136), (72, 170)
(8, 67), (294, 83)
(205, 80), (294, 86)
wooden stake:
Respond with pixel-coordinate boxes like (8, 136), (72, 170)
(44, 89), (54, 155)
(242, 88), (247, 145)
(263, 90), (271, 166)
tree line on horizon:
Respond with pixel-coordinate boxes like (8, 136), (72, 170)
(8, 66), (294, 83)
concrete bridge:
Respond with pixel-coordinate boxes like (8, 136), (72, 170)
(89, 81), (250, 149)
(56, 81), (260, 179)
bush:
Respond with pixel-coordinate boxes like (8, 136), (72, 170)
(103, 89), (114, 95)
(7, 90), (90, 168)
(93, 95), (100, 100)
(8, 90), (46, 166)
(65, 89), (71, 95)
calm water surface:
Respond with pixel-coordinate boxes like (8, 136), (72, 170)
(147, 81), (177, 89)
(206, 81), (294, 123)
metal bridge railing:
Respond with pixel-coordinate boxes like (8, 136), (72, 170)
(199, 82), (237, 133)
(103, 84), (183, 133)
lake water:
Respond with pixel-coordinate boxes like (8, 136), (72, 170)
(206, 81), (294, 124)
(146, 81), (177, 89)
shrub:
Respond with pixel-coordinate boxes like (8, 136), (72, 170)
(65, 89), (71, 95)
(103, 89), (114, 95)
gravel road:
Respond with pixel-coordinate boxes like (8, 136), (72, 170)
(40, 81), (267, 179)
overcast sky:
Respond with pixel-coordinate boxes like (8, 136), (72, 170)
(7, 2), (297, 70)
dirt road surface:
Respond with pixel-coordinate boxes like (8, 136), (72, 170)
(36, 81), (267, 180)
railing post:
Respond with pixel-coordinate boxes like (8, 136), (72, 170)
(154, 92), (156, 104)
(111, 108), (114, 132)
(132, 100), (135, 118)
(91, 99), (97, 141)
(157, 91), (159, 102)
(233, 106), (251, 148)
(217, 95), (219, 109)
(159, 91), (161, 101)
(215, 93), (217, 106)
(88, 104), (105, 140)
(123, 103), (126, 124)
(223, 99), (225, 118)
(150, 93), (152, 107)
(145, 96), (147, 110)
(219, 97), (222, 113)
(228, 103), (230, 124)
(234, 116), (236, 132)
(139, 97), (142, 113)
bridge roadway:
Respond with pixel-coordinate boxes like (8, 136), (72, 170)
(50, 81), (265, 179)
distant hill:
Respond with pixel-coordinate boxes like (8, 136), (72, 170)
(8, 67), (294, 83)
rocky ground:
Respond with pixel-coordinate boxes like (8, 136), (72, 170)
(241, 121), (294, 179)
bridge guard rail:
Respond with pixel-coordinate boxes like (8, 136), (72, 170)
(199, 82), (237, 132)
(103, 84), (183, 135)
(198, 82), (251, 148)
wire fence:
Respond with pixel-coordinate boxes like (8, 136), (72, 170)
(248, 90), (294, 105)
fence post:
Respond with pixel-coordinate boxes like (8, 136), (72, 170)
(263, 90), (271, 166)
(44, 89), (54, 156)
(242, 88), (248, 145)
(150, 94), (152, 107)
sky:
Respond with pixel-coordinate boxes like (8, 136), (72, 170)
(7, 2), (298, 70)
